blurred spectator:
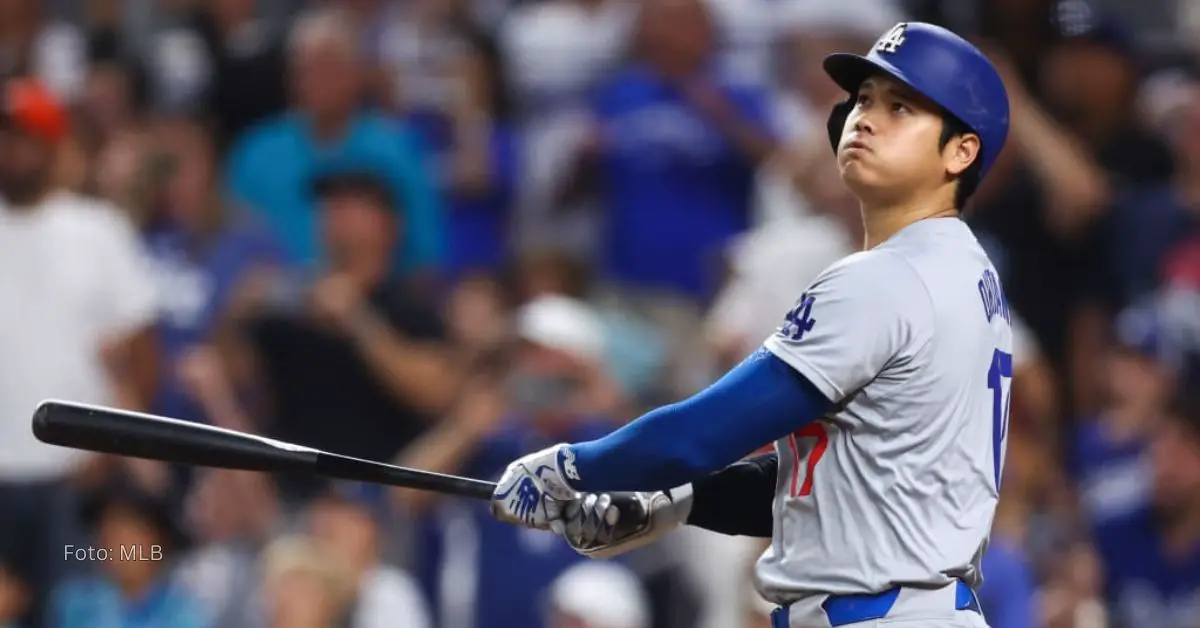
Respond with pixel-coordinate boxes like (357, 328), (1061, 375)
(357, 0), (489, 118)
(49, 473), (208, 628)
(1040, 542), (1109, 628)
(224, 6), (443, 277)
(444, 271), (513, 367)
(1092, 388), (1200, 627)
(1137, 65), (1200, 384)
(509, 249), (668, 407)
(91, 125), (153, 215)
(379, 0), (522, 282)
(499, 0), (635, 255)
(260, 535), (356, 628)
(1080, 62), (1200, 326)
(1158, 224), (1200, 387)
(223, 168), (456, 508)
(979, 480), (1039, 628)
(546, 562), (651, 628)
(1039, 10), (1174, 186)
(1036, 9), (1183, 417)
(393, 295), (631, 628)
(305, 484), (431, 628)
(139, 113), (280, 431)
(0, 0), (88, 102)
(573, 0), (775, 304)
(145, 0), (288, 150)
(991, 308), (1062, 451)
(0, 78), (158, 628)
(1068, 304), (1173, 535)
(702, 0), (777, 90)
(177, 469), (280, 628)
(76, 60), (145, 159)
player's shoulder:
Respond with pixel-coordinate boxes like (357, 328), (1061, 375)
(796, 249), (935, 333)
(812, 247), (928, 297)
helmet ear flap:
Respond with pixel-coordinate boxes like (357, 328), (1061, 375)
(826, 97), (855, 154)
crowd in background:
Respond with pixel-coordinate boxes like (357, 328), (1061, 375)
(1, 0), (1200, 627)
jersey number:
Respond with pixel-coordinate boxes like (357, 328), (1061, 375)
(988, 349), (1014, 490)
(787, 423), (829, 497)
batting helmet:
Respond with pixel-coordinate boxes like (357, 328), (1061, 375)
(823, 22), (1010, 182)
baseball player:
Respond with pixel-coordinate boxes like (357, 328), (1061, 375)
(491, 22), (1013, 628)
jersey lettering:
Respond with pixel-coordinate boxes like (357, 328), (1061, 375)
(988, 349), (1014, 490)
(977, 269), (1012, 324)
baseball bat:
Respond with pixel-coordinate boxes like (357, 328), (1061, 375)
(32, 399), (495, 498)
(31, 400), (649, 532)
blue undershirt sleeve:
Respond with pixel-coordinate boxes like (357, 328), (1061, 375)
(567, 348), (835, 492)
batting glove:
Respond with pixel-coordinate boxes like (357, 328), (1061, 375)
(489, 444), (579, 529)
(555, 485), (694, 559)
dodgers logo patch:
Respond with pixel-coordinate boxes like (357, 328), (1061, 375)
(875, 23), (908, 54)
(780, 293), (817, 341)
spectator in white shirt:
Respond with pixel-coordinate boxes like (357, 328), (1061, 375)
(0, 78), (158, 628)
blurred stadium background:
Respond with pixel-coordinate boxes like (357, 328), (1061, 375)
(0, 0), (1199, 627)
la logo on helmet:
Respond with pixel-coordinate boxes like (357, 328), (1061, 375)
(875, 23), (908, 54)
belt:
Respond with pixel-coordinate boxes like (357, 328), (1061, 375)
(769, 580), (982, 627)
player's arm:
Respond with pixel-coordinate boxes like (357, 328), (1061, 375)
(490, 252), (930, 534)
(557, 252), (927, 494)
(567, 346), (832, 492)
(487, 346), (826, 536)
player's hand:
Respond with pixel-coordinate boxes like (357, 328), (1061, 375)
(489, 444), (579, 530)
(555, 488), (693, 559)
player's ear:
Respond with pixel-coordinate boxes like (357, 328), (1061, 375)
(944, 133), (980, 177)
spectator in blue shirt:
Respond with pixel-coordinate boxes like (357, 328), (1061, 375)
(393, 296), (631, 628)
(1093, 388), (1200, 628)
(224, 7), (443, 278)
(140, 113), (282, 431)
(1069, 303), (1174, 534)
(560, 0), (775, 304)
(400, 23), (521, 282)
(49, 474), (209, 628)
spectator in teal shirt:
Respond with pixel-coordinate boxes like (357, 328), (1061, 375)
(225, 7), (443, 276)
(50, 476), (209, 628)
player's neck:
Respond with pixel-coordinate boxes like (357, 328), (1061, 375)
(859, 199), (958, 249)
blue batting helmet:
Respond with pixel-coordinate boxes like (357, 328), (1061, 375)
(823, 22), (1010, 182)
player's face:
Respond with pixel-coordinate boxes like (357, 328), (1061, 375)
(836, 75), (979, 203)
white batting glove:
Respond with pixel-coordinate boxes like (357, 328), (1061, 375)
(489, 444), (579, 529)
(554, 485), (694, 559)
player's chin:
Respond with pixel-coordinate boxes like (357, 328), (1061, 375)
(837, 159), (878, 188)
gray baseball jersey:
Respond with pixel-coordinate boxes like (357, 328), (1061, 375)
(755, 217), (1014, 603)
